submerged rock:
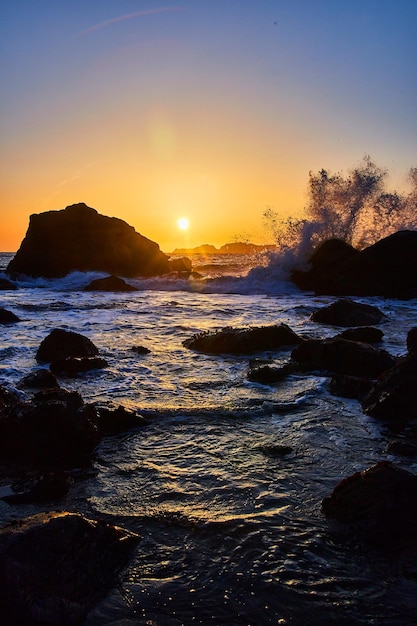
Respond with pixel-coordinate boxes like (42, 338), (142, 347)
(322, 461), (417, 543)
(310, 299), (385, 327)
(36, 328), (99, 363)
(0, 511), (139, 626)
(6, 202), (172, 278)
(50, 356), (108, 376)
(131, 345), (151, 355)
(291, 337), (395, 377)
(0, 308), (20, 324)
(19, 369), (60, 390)
(96, 405), (147, 436)
(183, 324), (304, 355)
(84, 275), (138, 292)
(337, 326), (383, 344)
(248, 362), (295, 383)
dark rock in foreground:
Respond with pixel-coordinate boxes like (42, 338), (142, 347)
(0, 278), (17, 290)
(6, 202), (172, 278)
(19, 369), (60, 389)
(0, 308), (20, 324)
(292, 230), (417, 299)
(248, 362), (295, 383)
(36, 328), (99, 363)
(1, 472), (71, 505)
(361, 352), (417, 424)
(337, 326), (383, 344)
(329, 374), (373, 400)
(50, 356), (108, 376)
(291, 337), (395, 377)
(84, 274), (138, 292)
(0, 386), (100, 468)
(407, 327), (417, 354)
(310, 299), (385, 327)
(322, 461), (417, 543)
(96, 405), (147, 436)
(183, 324), (304, 355)
(0, 511), (139, 626)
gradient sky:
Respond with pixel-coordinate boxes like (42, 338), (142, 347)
(1, 1), (416, 252)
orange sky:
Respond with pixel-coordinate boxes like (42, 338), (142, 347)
(1, 2), (416, 252)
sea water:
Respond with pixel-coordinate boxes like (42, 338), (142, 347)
(0, 250), (416, 625)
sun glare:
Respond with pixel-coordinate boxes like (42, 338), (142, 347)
(177, 217), (189, 230)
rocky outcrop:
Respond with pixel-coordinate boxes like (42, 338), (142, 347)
(322, 461), (417, 543)
(84, 275), (138, 291)
(310, 299), (385, 327)
(361, 352), (417, 424)
(36, 328), (99, 363)
(292, 230), (417, 299)
(0, 511), (139, 626)
(183, 324), (304, 355)
(0, 308), (20, 324)
(6, 202), (173, 278)
(291, 337), (395, 377)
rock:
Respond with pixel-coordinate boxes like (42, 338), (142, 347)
(131, 345), (151, 355)
(0, 386), (101, 468)
(0, 278), (17, 290)
(0, 511), (139, 626)
(50, 356), (108, 376)
(36, 328), (99, 363)
(329, 374), (373, 399)
(19, 369), (60, 389)
(168, 256), (192, 272)
(6, 202), (172, 278)
(337, 326), (383, 343)
(361, 352), (417, 424)
(387, 440), (417, 457)
(84, 275), (138, 291)
(321, 461), (417, 543)
(310, 299), (385, 327)
(407, 327), (417, 353)
(183, 324), (304, 355)
(291, 238), (359, 292)
(257, 444), (293, 457)
(291, 337), (395, 377)
(292, 230), (417, 299)
(1, 472), (71, 504)
(96, 405), (147, 436)
(248, 363), (295, 383)
(0, 308), (20, 324)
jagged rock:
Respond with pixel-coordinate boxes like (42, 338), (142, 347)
(321, 461), (417, 543)
(6, 202), (173, 278)
(0, 386), (100, 468)
(0, 308), (20, 324)
(0, 511), (139, 626)
(84, 275), (138, 291)
(292, 230), (417, 299)
(0, 278), (17, 290)
(310, 299), (384, 327)
(36, 328), (99, 363)
(361, 352), (417, 423)
(50, 356), (108, 376)
(183, 324), (304, 355)
(407, 327), (417, 353)
(291, 337), (395, 377)
(19, 369), (60, 389)
(96, 405), (147, 436)
(329, 374), (373, 399)
(337, 326), (383, 343)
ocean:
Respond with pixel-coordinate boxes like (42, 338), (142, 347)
(1, 250), (416, 625)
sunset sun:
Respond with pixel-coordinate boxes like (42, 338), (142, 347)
(177, 217), (189, 231)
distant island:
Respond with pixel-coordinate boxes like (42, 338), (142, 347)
(171, 242), (277, 255)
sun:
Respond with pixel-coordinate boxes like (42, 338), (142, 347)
(177, 217), (189, 230)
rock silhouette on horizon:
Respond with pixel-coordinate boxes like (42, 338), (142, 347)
(6, 203), (174, 278)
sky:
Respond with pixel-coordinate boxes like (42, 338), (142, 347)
(1, 1), (416, 252)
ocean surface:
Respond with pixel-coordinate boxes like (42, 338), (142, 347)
(1, 250), (417, 626)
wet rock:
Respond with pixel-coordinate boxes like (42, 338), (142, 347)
(36, 328), (99, 363)
(84, 274), (138, 291)
(96, 405), (147, 436)
(0, 386), (101, 468)
(131, 345), (151, 355)
(337, 326), (383, 344)
(0, 308), (20, 324)
(387, 440), (417, 457)
(257, 444), (293, 457)
(248, 362), (295, 383)
(0, 511), (139, 626)
(361, 352), (417, 424)
(19, 369), (60, 389)
(0, 278), (17, 290)
(321, 461), (417, 543)
(50, 356), (108, 376)
(6, 202), (172, 278)
(407, 327), (417, 354)
(291, 337), (395, 377)
(1, 472), (71, 504)
(310, 299), (385, 327)
(329, 374), (373, 400)
(183, 324), (304, 355)
(168, 256), (192, 272)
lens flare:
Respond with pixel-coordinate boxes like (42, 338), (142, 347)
(177, 217), (189, 230)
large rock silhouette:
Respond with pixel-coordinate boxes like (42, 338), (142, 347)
(292, 230), (417, 299)
(6, 203), (172, 278)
